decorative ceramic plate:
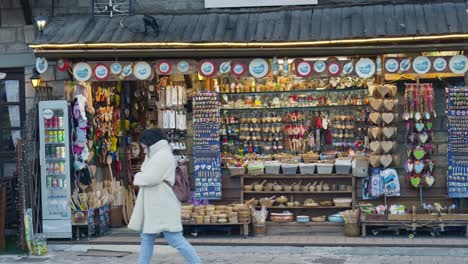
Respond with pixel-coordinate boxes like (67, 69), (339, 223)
(157, 61), (171, 75)
(248, 59), (269, 78)
(355, 58), (376, 78)
(449, 55), (468, 74)
(93, 64), (110, 80)
(433, 57), (447, 72)
(219, 61), (231, 74)
(56, 59), (70, 72)
(313, 61), (326, 73)
(121, 63), (133, 77)
(73, 62), (92, 81)
(342, 61), (354, 75)
(384, 58), (399, 73)
(110, 63), (122, 75)
(412, 56), (431, 74)
(327, 62), (341, 76)
(295, 61), (313, 77)
(232, 63), (246, 76)
(36, 57), (48, 74)
(134, 61), (152, 80)
(177, 60), (190, 73)
(199, 61), (217, 77)
(399, 58), (411, 72)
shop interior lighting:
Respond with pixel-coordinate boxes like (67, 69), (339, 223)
(30, 67), (42, 88)
(29, 33), (468, 50)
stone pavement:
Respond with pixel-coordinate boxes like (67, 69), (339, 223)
(63, 234), (468, 248)
(2, 245), (468, 264)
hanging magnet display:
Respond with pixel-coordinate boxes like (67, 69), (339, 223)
(447, 87), (468, 198)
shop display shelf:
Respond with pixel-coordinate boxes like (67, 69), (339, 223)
(45, 142), (66, 145)
(243, 174), (352, 179)
(45, 128), (65, 131)
(244, 191), (352, 194)
(267, 221), (344, 226)
(220, 87), (367, 96)
(221, 104), (366, 111)
(45, 158), (66, 161)
(255, 206), (352, 209)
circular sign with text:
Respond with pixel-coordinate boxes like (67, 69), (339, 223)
(110, 62), (122, 75)
(355, 58), (376, 78)
(295, 61), (313, 77)
(134, 61), (152, 80)
(313, 61), (326, 73)
(248, 59), (269, 78)
(36, 57), (48, 74)
(199, 60), (217, 77)
(449, 55), (468, 74)
(433, 57), (447, 72)
(412, 56), (431, 74)
(56, 59), (70, 72)
(327, 62), (341, 76)
(232, 63), (246, 76)
(73, 62), (92, 81)
(93, 64), (110, 80)
(177, 60), (190, 73)
(157, 61), (171, 75)
(384, 58), (399, 73)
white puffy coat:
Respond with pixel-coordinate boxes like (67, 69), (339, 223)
(128, 140), (182, 234)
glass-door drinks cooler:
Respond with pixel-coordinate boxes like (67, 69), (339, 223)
(38, 100), (72, 238)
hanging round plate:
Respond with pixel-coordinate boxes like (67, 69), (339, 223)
(248, 58), (269, 78)
(110, 63), (122, 75)
(327, 62), (341, 76)
(73, 62), (92, 81)
(157, 61), (171, 75)
(199, 60), (217, 77)
(36, 57), (48, 74)
(433, 57), (447, 72)
(412, 56), (431, 74)
(121, 63), (133, 77)
(355, 58), (376, 78)
(313, 61), (326, 73)
(384, 58), (399, 73)
(93, 64), (110, 81)
(342, 61), (354, 75)
(295, 61), (313, 77)
(399, 58), (411, 72)
(219, 61), (232, 74)
(449, 55), (468, 74)
(133, 61), (152, 80)
(176, 60), (190, 73)
(56, 59), (70, 72)
(232, 63), (246, 76)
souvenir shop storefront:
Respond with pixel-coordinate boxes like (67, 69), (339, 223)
(27, 7), (468, 242)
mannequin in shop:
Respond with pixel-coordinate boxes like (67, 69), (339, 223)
(128, 129), (201, 264)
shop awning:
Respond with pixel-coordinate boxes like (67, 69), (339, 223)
(31, 1), (468, 58)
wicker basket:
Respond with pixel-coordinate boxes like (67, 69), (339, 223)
(344, 223), (361, 237)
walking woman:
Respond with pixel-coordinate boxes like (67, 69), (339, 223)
(129, 129), (201, 264)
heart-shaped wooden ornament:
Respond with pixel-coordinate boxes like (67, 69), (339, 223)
(369, 112), (381, 125)
(377, 85), (390, 98)
(370, 99), (383, 111)
(383, 99), (397, 111)
(413, 149), (425, 160)
(371, 127), (382, 139)
(380, 154), (393, 168)
(381, 141), (395, 153)
(381, 113), (395, 125)
(383, 127), (396, 139)
(388, 85), (397, 98)
(370, 141), (382, 153)
(369, 155), (381, 167)
(410, 177), (421, 188)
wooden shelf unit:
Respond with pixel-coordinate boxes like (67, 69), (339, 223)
(241, 174), (356, 223)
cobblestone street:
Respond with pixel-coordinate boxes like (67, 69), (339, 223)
(1, 245), (468, 264)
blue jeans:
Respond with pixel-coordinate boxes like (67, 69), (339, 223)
(138, 232), (201, 264)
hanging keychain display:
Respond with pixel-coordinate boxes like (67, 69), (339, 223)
(447, 87), (468, 197)
(404, 83), (435, 189)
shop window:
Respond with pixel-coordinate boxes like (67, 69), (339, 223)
(0, 69), (25, 180)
